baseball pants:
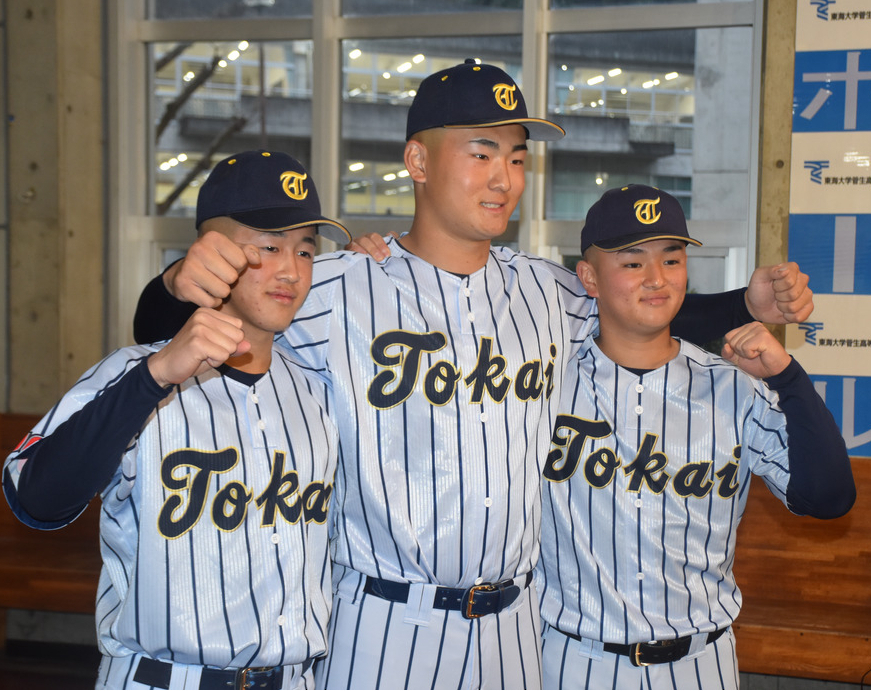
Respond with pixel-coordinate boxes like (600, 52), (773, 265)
(316, 567), (543, 689)
(540, 623), (739, 690)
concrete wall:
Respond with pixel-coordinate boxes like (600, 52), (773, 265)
(4, 0), (104, 414)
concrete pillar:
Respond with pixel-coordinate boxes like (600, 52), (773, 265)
(6, 0), (104, 414)
(757, 0), (795, 268)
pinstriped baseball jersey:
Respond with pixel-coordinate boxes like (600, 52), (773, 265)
(3, 343), (338, 670)
(537, 337), (791, 646)
(283, 235), (597, 588)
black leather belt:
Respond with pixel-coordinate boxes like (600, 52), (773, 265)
(363, 573), (532, 619)
(560, 627), (728, 667)
(133, 655), (313, 689)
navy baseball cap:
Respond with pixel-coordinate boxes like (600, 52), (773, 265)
(581, 184), (702, 253)
(195, 150), (351, 244)
(406, 59), (565, 141)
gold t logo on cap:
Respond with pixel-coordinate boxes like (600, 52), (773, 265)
(281, 171), (309, 200)
(493, 83), (518, 111)
(634, 197), (661, 225)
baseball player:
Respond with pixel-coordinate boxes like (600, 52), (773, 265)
(536, 184), (855, 690)
(131, 63), (814, 689)
(3, 151), (350, 690)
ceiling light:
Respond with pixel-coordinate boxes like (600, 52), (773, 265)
(238, 41), (249, 51)
(383, 173), (397, 181)
(349, 49), (362, 59)
(608, 68), (622, 77)
(349, 162), (364, 172)
(382, 72), (391, 79)
(412, 54), (425, 64)
(620, 88), (627, 95)
(587, 75), (605, 86)
(228, 50), (240, 61)
(643, 80), (655, 89)
(665, 72), (679, 80)
(397, 62), (412, 73)
(561, 64), (568, 71)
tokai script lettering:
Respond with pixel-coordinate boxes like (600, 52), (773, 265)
(367, 331), (557, 409)
(544, 414), (740, 499)
(158, 447), (332, 539)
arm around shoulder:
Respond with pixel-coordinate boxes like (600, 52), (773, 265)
(133, 263), (198, 344)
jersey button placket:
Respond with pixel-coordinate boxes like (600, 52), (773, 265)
(461, 277), (476, 335)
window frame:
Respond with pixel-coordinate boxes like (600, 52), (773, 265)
(108, 0), (763, 347)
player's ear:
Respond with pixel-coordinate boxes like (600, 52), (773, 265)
(404, 139), (427, 183)
(576, 259), (600, 297)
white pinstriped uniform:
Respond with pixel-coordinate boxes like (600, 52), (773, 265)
(281, 236), (597, 689)
(3, 344), (338, 690)
(537, 338), (794, 690)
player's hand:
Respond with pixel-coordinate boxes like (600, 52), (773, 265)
(164, 230), (262, 308)
(745, 262), (813, 324)
(344, 232), (397, 261)
(147, 308), (250, 387)
(721, 321), (792, 379)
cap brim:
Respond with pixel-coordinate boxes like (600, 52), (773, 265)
(444, 117), (565, 141)
(592, 233), (703, 252)
(230, 209), (351, 245)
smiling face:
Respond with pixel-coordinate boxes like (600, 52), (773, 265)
(410, 124), (528, 246)
(578, 239), (689, 342)
(204, 217), (316, 345)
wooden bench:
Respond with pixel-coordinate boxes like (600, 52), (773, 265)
(0, 413), (102, 647)
(733, 457), (871, 684)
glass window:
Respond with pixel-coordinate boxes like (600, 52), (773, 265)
(342, 0), (521, 16)
(340, 37), (523, 221)
(150, 40), (313, 219)
(550, 0), (739, 6)
(547, 27), (753, 224)
(149, 0), (311, 20)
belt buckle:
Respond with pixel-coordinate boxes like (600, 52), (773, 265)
(464, 583), (498, 619)
(235, 666), (275, 689)
(630, 642), (651, 667)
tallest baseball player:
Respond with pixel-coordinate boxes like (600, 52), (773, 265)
(537, 185), (854, 690)
(133, 61), (814, 689)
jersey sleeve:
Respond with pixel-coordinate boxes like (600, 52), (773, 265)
(279, 251), (356, 373)
(3, 351), (171, 529)
(764, 358), (855, 518)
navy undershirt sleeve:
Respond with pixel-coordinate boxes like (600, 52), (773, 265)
(15, 359), (173, 523)
(133, 264), (754, 347)
(764, 358), (855, 519)
(133, 264), (196, 344)
(672, 289), (753, 345)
